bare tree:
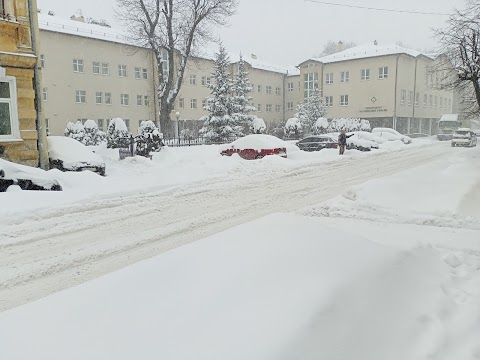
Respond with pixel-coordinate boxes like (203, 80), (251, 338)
(116, 0), (237, 133)
(435, 0), (480, 117)
(315, 40), (356, 57)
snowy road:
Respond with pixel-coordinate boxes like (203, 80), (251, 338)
(0, 143), (452, 311)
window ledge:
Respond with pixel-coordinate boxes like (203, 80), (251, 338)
(0, 138), (23, 143)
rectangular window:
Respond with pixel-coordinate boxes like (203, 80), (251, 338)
(191, 99), (197, 109)
(73, 59), (84, 73)
(0, 79), (20, 139)
(434, 96), (438, 108)
(340, 95), (349, 106)
(142, 68), (148, 79)
(190, 75), (196, 85)
(202, 99), (207, 109)
(258, 85), (262, 93)
(423, 94), (427, 108)
(304, 72), (319, 98)
(266, 104), (272, 112)
(121, 94), (129, 106)
(93, 62), (100, 75)
(105, 92), (112, 105)
(266, 86), (272, 94)
(401, 90), (406, 105)
(361, 69), (370, 80)
(340, 71), (350, 83)
(429, 95), (433, 108)
(325, 73), (333, 84)
(258, 104), (262, 111)
(415, 92), (419, 107)
(40, 55), (45, 69)
(102, 63), (109, 76)
(45, 118), (50, 135)
(98, 119), (104, 131)
(288, 82), (294, 92)
(96, 91), (103, 104)
(408, 91), (413, 106)
(42, 87), (48, 101)
(144, 95), (149, 106)
(179, 98), (184, 108)
(125, 119), (130, 130)
(118, 65), (127, 77)
(135, 67), (141, 79)
(276, 104), (281, 112)
(287, 102), (294, 111)
(276, 87), (281, 96)
(325, 96), (333, 107)
(75, 90), (86, 103)
(137, 95), (142, 106)
(379, 66), (388, 79)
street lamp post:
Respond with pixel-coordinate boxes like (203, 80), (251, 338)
(175, 111), (180, 145)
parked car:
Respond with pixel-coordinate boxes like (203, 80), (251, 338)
(296, 135), (338, 152)
(351, 131), (387, 144)
(327, 133), (379, 151)
(48, 136), (106, 176)
(220, 134), (287, 160)
(406, 133), (430, 138)
(451, 128), (478, 147)
(0, 158), (62, 192)
(474, 129), (480, 138)
(372, 128), (412, 144)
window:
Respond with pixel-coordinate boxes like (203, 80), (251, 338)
(0, 78), (20, 139)
(340, 71), (350, 83)
(425, 71), (428, 85)
(142, 68), (148, 79)
(45, 118), (50, 135)
(98, 119), (104, 131)
(179, 98), (184, 108)
(379, 67), (388, 79)
(276, 87), (281, 96)
(325, 72), (333, 84)
(202, 99), (207, 109)
(257, 104), (262, 111)
(430, 73), (434, 87)
(266, 86), (272, 94)
(105, 92), (112, 105)
(96, 92), (103, 104)
(118, 65), (127, 77)
(304, 72), (318, 98)
(191, 99), (197, 109)
(102, 63), (109, 76)
(258, 85), (262, 93)
(434, 96), (438, 108)
(40, 55), (45, 69)
(190, 75), (196, 85)
(251, 84), (255, 92)
(75, 90), (86, 103)
(340, 95), (349, 106)
(138, 120), (143, 128)
(125, 119), (130, 130)
(429, 95), (433, 108)
(42, 87), (48, 101)
(160, 49), (169, 79)
(361, 69), (370, 80)
(137, 95), (142, 106)
(93, 62), (100, 75)
(408, 91), (413, 106)
(276, 104), (281, 112)
(135, 67), (141, 79)
(201, 76), (211, 86)
(287, 102), (294, 111)
(415, 92), (419, 107)
(121, 94), (129, 106)
(266, 104), (272, 112)
(288, 82), (294, 92)
(440, 97), (443, 109)
(144, 95), (149, 106)
(423, 94), (427, 108)
(325, 96), (333, 107)
(401, 90), (406, 105)
(73, 59), (84, 73)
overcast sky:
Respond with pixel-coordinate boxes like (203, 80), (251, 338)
(38, 0), (467, 66)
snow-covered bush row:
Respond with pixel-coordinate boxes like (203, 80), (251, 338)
(328, 118), (371, 132)
(64, 120), (106, 146)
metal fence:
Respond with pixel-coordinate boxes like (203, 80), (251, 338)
(163, 136), (240, 147)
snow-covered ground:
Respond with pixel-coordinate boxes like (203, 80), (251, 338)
(0, 140), (479, 359)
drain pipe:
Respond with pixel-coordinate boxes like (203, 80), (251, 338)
(28, 0), (47, 169)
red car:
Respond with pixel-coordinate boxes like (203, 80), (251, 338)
(220, 135), (288, 160)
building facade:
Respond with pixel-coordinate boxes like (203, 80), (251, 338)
(0, 0), (46, 166)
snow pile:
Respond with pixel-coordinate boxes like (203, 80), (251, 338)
(48, 136), (105, 168)
(225, 134), (288, 151)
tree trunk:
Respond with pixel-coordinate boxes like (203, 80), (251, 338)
(159, 98), (173, 137)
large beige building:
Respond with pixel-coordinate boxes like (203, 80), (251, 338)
(38, 14), (453, 138)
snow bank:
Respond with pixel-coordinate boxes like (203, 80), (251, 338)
(0, 159), (59, 189)
(227, 134), (288, 150)
(47, 136), (104, 168)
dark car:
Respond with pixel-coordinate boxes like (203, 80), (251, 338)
(0, 159), (62, 192)
(296, 136), (338, 152)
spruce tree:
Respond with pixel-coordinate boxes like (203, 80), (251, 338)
(231, 55), (256, 133)
(296, 89), (327, 134)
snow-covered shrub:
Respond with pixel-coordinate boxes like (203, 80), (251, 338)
(83, 119), (106, 146)
(107, 118), (131, 149)
(284, 117), (303, 139)
(64, 121), (85, 143)
(135, 120), (162, 157)
(328, 118), (371, 132)
(360, 119), (371, 131)
(313, 117), (329, 134)
(251, 117), (266, 134)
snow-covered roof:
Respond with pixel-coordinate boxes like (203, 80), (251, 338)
(307, 44), (433, 65)
(243, 58), (300, 76)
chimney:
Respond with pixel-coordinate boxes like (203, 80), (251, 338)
(374, 40), (378, 46)
(48, 10), (55, 16)
(336, 41), (345, 53)
(251, 54), (257, 60)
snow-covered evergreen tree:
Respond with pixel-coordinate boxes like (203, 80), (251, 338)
(135, 120), (162, 157)
(231, 55), (256, 133)
(83, 120), (106, 146)
(313, 117), (329, 134)
(284, 117), (303, 139)
(107, 118), (131, 148)
(201, 46), (241, 143)
(296, 89), (327, 134)
(64, 121), (85, 143)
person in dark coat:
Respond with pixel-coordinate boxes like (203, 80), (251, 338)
(338, 129), (354, 155)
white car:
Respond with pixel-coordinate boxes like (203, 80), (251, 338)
(372, 128), (412, 144)
(451, 128), (478, 147)
(0, 158), (62, 192)
(327, 133), (379, 151)
(48, 136), (106, 176)
(351, 131), (387, 144)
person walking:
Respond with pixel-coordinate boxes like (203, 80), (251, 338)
(338, 129), (354, 155)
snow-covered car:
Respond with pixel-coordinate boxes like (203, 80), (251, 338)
(0, 158), (62, 192)
(220, 134), (287, 160)
(48, 136), (106, 176)
(451, 128), (478, 147)
(296, 135), (338, 152)
(327, 133), (378, 151)
(351, 131), (387, 144)
(372, 128), (412, 144)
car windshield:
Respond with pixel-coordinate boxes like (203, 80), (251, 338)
(439, 121), (459, 128)
(455, 131), (468, 135)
